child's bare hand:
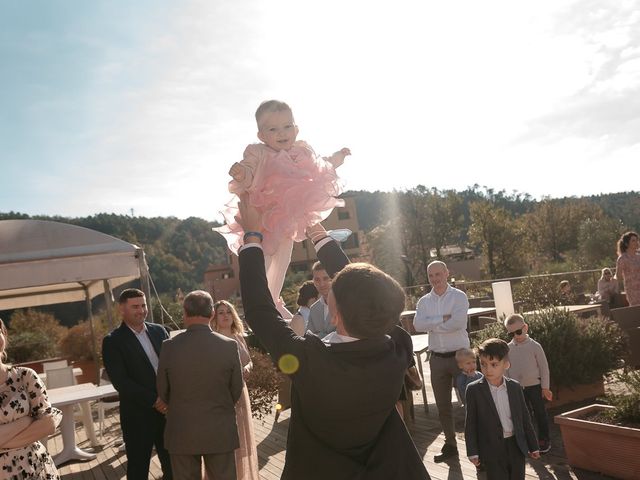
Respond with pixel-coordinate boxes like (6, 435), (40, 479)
(328, 147), (351, 168)
(529, 451), (540, 460)
(542, 388), (553, 401)
(229, 162), (246, 181)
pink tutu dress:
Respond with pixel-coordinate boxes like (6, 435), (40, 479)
(215, 141), (344, 316)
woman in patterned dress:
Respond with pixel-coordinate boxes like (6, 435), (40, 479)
(615, 231), (640, 306)
(0, 318), (62, 479)
(210, 301), (259, 480)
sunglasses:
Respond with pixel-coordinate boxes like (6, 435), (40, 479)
(508, 328), (524, 337)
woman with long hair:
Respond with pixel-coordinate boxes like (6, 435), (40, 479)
(210, 301), (259, 480)
(615, 231), (640, 306)
(0, 318), (62, 479)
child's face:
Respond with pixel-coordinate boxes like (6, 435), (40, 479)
(458, 357), (477, 375)
(506, 321), (528, 343)
(479, 354), (510, 386)
(257, 110), (299, 151)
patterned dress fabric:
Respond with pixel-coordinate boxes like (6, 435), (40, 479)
(0, 367), (62, 480)
(618, 252), (640, 306)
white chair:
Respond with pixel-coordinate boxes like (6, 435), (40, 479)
(96, 368), (120, 439)
(43, 366), (75, 389)
(42, 359), (69, 372)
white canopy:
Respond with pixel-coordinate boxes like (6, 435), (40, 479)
(0, 219), (149, 311)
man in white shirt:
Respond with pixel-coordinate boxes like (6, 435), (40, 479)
(306, 261), (335, 338)
(413, 261), (469, 463)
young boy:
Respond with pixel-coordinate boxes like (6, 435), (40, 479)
(504, 313), (553, 453)
(464, 338), (539, 478)
(455, 348), (482, 405)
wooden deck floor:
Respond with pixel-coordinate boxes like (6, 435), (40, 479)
(51, 358), (614, 480)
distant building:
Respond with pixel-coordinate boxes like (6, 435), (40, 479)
(204, 195), (368, 301)
(431, 245), (482, 281)
(203, 252), (240, 302)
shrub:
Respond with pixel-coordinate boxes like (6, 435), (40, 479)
(59, 318), (108, 362)
(472, 308), (626, 391)
(602, 369), (640, 425)
(5, 309), (67, 363)
(246, 347), (280, 419)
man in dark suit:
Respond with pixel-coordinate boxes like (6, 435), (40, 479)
(157, 290), (243, 480)
(465, 338), (540, 479)
(102, 288), (173, 480)
(236, 198), (430, 480)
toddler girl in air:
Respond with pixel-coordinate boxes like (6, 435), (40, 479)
(214, 100), (349, 318)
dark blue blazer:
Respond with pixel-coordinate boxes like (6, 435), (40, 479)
(239, 240), (430, 480)
(102, 322), (169, 414)
(464, 376), (538, 462)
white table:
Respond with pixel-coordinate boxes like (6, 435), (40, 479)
(48, 383), (117, 466)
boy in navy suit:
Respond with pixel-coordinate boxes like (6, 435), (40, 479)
(464, 338), (539, 479)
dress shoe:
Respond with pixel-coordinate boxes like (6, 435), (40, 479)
(434, 444), (458, 463)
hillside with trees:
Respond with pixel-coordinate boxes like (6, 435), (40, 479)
(1, 188), (638, 322)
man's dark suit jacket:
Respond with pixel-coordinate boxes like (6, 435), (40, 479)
(102, 322), (169, 441)
(464, 376), (538, 462)
(239, 240), (430, 480)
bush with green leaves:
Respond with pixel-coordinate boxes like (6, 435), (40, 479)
(59, 318), (109, 362)
(602, 369), (640, 425)
(472, 308), (626, 392)
(5, 309), (67, 363)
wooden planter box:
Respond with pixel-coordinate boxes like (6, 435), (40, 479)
(555, 404), (640, 479)
(548, 379), (605, 408)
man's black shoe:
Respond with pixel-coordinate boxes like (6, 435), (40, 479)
(434, 444), (458, 463)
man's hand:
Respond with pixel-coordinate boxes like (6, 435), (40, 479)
(469, 456), (480, 466)
(529, 450), (540, 459)
(542, 388), (553, 401)
(229, 162), (246, 182)
(306, 223), (328, 243)
(235, 193), (263, 234)
(154, 397), (168, 415)
(443, 314), (452, 322)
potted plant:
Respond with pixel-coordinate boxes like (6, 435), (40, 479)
(472, 308), (626, 405)
(245, 347), (280, 420)
(555, 369), (640, 479)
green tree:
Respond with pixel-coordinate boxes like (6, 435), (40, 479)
(6, 309), (68, 362)
(468, 201), (527, 278)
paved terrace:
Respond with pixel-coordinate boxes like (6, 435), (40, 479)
(50, 358), (615, 480)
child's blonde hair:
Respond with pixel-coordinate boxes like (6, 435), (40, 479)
(255, 100), (293, 127)
(504, 313), (525, 328)
(455, 347), (476, 364)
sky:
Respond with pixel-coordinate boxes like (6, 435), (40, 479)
(1, 0), (639, 222)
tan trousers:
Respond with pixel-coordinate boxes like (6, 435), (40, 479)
(429, 354), (460, 447)
(171, 451), (236, 480)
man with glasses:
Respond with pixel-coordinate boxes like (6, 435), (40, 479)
(413, 261), (470, 463)
(504, 314), (552, 454)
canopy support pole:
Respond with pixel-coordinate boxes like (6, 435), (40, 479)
(84, 286), (101, 384)
(103, 279), (115, 331)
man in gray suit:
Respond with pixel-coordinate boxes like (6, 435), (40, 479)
(306, 261), (335, 338)
(157, 290), (243, 480)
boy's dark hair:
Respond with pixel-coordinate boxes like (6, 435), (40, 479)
(119, 288), (145, 304)
(296, 281), (318, 307)
(477, 338), (510, 361)
(332, 262), (405, 339)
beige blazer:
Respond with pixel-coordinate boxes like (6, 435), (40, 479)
(157, 323), (243, 455)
